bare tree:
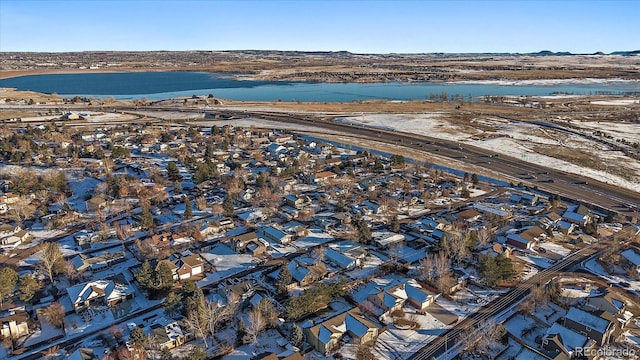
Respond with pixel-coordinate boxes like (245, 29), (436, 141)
(134, 239), (157, 261)
(203, 302), (223, 341)
(517, 297), (535, 318)
(311, 246), (326, 266)
(245, 308), (266, 345)
(63, 260), (83, 284)
(418, 255), (435, 283)
(185, 303), (209, 349)
(8, 196), (36, 226)
(531, 284), (549, 308)
(476, 227), (493, 247)
(39, 242), (63, 284)
(388, 243), (403, 265)
(43, 345), (60, 359)
(443, 232), (470, 265)
(195, 196), (208, 211)
(42, 302), (65, 330)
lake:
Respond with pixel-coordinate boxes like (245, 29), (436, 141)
(1, 71), (638, 101)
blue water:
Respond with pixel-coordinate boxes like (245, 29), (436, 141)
(1, 71), (638, 101)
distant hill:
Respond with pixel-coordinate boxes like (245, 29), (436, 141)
(532, 50), (573, 56)
(610, 50), (640, 56)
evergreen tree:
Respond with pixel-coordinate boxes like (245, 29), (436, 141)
(18, 274), (40, 303)
(289, 324), (304, 347)
(156, 262), (176, 289)
(277, 265), (292, 294)
(160, 348), (174, 360)
(130, 326), (148, 349)
(0, 267), (18, 306)
(164, 291), (183, 317)
(139, 206), (154, 229)
(135, 261), (154, 291)
(471, 173), (479, 185)
(391, 214), (400, 232)
(223, 196), (234, 216)
(167, 161), (181, 181)
(187, 346), (207, 360)
(184, 197), (193, 218)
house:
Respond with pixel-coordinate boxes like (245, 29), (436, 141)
(313, 171), (337, 183)
(373, 231), (405, 249)
(1, 229), (31, 246)
(325, 248), (358, 271)
(563, 306), (615, 346)
(177, 254), (205, 280)
(367, 280), (437, 315)
(0, 224), (20, 237)
(171, 232), (191, 245)
(562, 209), (589, 227)
(404, 282), (437, 310)
(288, 257), (327, 287)
(541, 323), (590, 358)
(421, 218), (445, 230)
(152, 232), (172, 248)
(231, 232), (266, 256)
(305, 308), (380, 355)
(558, 221), (575, 235)
(260, 226), (292, 244)
(582, 289), (625, 316)
(505, 233), (533, 250)
(284, 194), (305, 208)
(150, 321), (188, 350)
(456, 208), (482, 222)
(0, 311), (29, 339)
(67, 279), (135, 312)
(621, 248), (640, 274)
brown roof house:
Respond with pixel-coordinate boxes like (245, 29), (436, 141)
(177, 254), (205, 280)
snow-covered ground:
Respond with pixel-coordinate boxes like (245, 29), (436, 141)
(335, 113), (640, 192)
(455, 78), (640, 86)
(198, 243), (258, 287)
(515, 253), (556, 269)
(538, 241), (572, 257)
(591, 99), (640, 106)
(374, 309), (447, 360)
(582, 257), (640, 292)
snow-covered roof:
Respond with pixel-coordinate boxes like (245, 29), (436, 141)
(261, 226), (288, 240)
(317, 325), (334, 344)
(404, 283), (431, 304)
(621, 248), (640, 266)
(66, 279), (133, 305)
(325, 248), (354, 269)
(562, 211), (587, 223)
(345, 312), (369, 338)
(566, 307), (610, 334)
(544, 323), (587, 353)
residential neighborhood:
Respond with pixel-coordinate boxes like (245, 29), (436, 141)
(0, 118), (638, 360)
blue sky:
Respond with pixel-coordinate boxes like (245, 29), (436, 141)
(0, 0), (638, 53)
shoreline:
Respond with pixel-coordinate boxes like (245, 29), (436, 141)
(2, 68), (640, 86)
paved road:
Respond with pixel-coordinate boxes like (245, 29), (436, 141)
(409, 245), (601, 360)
